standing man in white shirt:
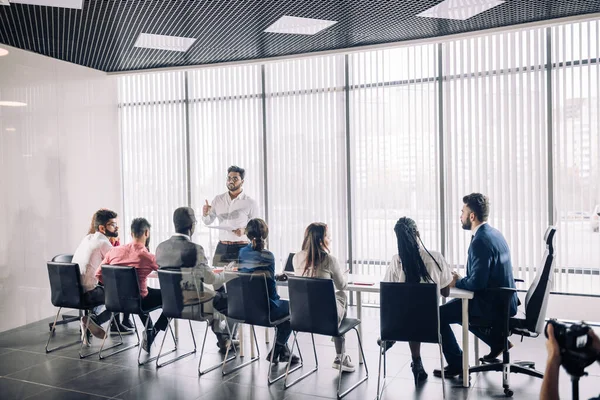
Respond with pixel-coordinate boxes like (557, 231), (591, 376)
(202, 166), (259, 266)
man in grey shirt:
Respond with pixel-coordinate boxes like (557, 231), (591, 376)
(155, 207), (237, 353)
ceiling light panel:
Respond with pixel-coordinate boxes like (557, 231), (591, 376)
(134, 33), (197, 52)
(417, 0), (505, 21)
(265, 15), (337, 35)
(9, 0), (83, 9)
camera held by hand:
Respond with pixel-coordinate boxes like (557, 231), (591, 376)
(545, 319), (598, 377)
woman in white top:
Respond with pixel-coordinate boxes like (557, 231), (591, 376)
(292, 222), (354, 373)
(381, 217), (453, 385)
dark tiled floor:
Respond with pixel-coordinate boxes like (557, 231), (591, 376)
(0, 307), (599, 400)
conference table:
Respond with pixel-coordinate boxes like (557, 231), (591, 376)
(148, 272), (477, 388)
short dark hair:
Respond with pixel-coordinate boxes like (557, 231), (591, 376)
(227, 165), (245, 180)
(173, 207), (196, 233)
(463, 193), (490, 222)
(93, 209), (117, 231)
(131, 218), (151, 238)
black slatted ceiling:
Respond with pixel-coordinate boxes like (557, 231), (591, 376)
(0, 0), (599, 72)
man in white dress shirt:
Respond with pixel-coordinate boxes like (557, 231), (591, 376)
(202, 165), (259, 266)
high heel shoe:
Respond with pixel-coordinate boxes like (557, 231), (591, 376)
(411, 357), (428, 385)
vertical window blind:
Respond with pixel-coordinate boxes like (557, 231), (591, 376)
(552, 21), (600, 295)
(264, 56), (348, 268)
(119, 71), (187, 251)
(442, 29), (549, 286)
(188, 66), (264, 262)
(348, 45), (440, 303)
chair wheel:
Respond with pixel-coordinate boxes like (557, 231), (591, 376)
(504, 388), (513, 397)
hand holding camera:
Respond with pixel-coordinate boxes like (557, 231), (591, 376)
(544, 319), (599, 378)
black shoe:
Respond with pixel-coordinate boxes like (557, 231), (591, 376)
(110, 320), (134, 335)
(376, 338), (395, 354)
(277, 344), (300, 364)
(482, 342), (513, 362)
(120, 317), (135, 330)
(411, 357), (428, 385)
(141, 329), (156, 353)
(433, 365), (463, 378)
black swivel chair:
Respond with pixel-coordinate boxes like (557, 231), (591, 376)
(156, 269), (237, 373)
(284, 276), (368, 399)
(47, 254), (82, 331)
(224, 272), (303, 383)
(99, 265), (176, 365)
(46, 261), (107, 358)
(377, 282), (445, 399)
(469, 226), (556, 397)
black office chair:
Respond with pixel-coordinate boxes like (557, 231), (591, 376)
(47, 254), (82, 331)
(46, 261), (106, 358)
(284, 276), (368, 399)
(156, 269), (238, 373)
(224, 272), (303, 384)
(99, 265), (176, 365)
(377, 282), (445, 399)
(469, 226), (556, 397)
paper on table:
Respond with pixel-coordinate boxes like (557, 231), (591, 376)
(207, 225), (235, 231)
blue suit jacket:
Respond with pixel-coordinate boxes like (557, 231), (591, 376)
(455, 223), (518, 318)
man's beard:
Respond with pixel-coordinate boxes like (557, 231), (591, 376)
(227, 182), (242, 192)
(461, 219), (472, 230)
(105, 229), (118, 238)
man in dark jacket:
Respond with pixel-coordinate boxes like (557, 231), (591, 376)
(434, 193), (518, 378)
(155, 207), (237, 353)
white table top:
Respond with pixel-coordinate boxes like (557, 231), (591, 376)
(283, 273), (474, 299)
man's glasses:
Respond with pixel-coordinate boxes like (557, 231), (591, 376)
(106, 222), (118, 228)
(227, 177), (241, 182)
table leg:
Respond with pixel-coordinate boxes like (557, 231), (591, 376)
(461, 298), (469, 388)
(174, 319), (179, 340)
(251, 325), (256, 358)
(239, 324), (245, 357)
(356, 291), (363, 364)
(265, 327), (269, 344)
(474, 336), (479, 366)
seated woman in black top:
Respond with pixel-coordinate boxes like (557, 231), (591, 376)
(237, 218), (298, 364)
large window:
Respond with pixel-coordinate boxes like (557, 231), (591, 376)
(188, 66), (264, 262)
(119, 18), (600, 296)
(349, 46), (440, 295)
(265, 56), (348, 267)
(442, 29), (549, 286)
(119, 72), (187, 251)
(552, 21), (600, 295)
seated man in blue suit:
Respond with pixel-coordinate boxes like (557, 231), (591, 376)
(434, 193), (518, 378)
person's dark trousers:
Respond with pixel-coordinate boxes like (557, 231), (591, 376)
(269, 300), (292, 345)
(82, 286), (111, 325)
(139, 288), (168, 332)
(212, 288), (237, 342)
(439, 299), (505, 368)
(213, 242), (247, 266)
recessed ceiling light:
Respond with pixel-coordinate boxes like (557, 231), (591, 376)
(417, 0), (504, 21)
(8, 0), (83, 9)
(134, 33), (196, 52)
(0, 101), (27, 107)
(5, 128), (16, 132)
(265, 15), (337, 35)
(0, 48), (8, 56)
